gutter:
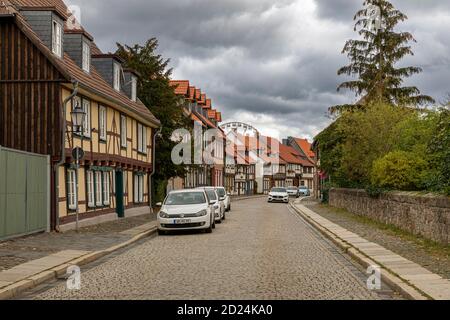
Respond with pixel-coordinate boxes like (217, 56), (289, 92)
(149, 126), (162, 214)
(54, 80), (79, 232)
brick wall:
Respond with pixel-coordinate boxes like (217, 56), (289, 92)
(329, 188), (450, 245)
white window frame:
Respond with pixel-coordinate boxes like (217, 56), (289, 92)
(82, 41), (91, 73)
(86, 170), (95, 208)
(103, 171), (110, 206)
(95, 171), (103, 207)
(121, 115), (127, 148)
(137, 123), (147, 154)
(52, 20), (62, 58)
(134, 174), (144, 203)
(131, 75), (137, 102)
(113, 62), (121, 91)
(82, 98), (91, 138)
(67, 169), (77, 210)
(99, 106), (107, 141)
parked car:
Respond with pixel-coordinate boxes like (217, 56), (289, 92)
(157, 189), (215, 235)
(200, 187), (225, 223)
(298, 186), (311, 197)
(268, 187), (289, 203)
(216, 187), (231, 213)
(286, 187), (300, 198)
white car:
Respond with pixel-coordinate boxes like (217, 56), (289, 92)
(268, 187), (289, 203)
(199, 187), (225, 223)
(215, 187), (231, 212)
(286, 187), (300, 198)
(157, 189), (215, 235)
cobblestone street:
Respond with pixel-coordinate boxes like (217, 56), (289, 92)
(22, 198), (401, 300)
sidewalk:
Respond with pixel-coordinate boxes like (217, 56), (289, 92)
(0, 213), (157, 272)
(0, 213), (158, 299)
(291, 199), (450, 300)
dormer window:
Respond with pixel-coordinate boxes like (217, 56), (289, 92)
(82, 41), (91, 73)
(52, 20), (63, 58)
(131, 75), (137, 102)
(113, 62), (121, 91)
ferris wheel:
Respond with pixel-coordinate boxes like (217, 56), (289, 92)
(219, 122), (260, 138)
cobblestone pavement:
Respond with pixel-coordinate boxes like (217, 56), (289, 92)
(0, 214), (157, 272)
(303, 200), (450, 280)
(22, 198), (402, 300)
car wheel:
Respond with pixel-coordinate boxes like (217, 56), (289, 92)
(216, 218), (222, 224)
(205, 224), (213, 233)
(158, 229), (165, 236)
(222, 212), (226, 220)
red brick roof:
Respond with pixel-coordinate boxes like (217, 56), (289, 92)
(169, 80), (190, 96)
(207, 110), (216, 119)
(294, 138), (316, 159)
(215, 111), (222, 122)
(195, 89), (201, 100)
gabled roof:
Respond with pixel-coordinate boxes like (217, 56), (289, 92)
(207, 110), (216, 119)
(11, 0), (69, 19)
(4, 0), (160, 127)
(205, 99), (212, 109)
(293, 138), (316, 159)
(215, 111), (222, 122)
(169, 80), (190, 96)
(189, 86), (196, 100)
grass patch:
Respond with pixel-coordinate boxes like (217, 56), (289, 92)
(317, 204), (450, 259)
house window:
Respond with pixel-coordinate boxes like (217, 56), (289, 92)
(67, 169), (77, 210)
(99, 106), (107, 141)
(52, 20), (62, 58)
(137, 123), (147, 154)
(134, 174), (144, 203)
(131, 76), (137, 102)
(103, 172), (110, 206)
(95, 171), (103, 207)
(86, 170), (95, 208)
(82, 41), (90, 72)
(82, 98), (91, 137)
(120, 115), (127, 148)
(113, 62), (121, 91)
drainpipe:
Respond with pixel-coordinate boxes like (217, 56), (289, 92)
(54, 80), (79, 232)
(149, 125), (162, 214)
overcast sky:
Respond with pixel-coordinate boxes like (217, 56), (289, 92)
(66, 0), (450, 140)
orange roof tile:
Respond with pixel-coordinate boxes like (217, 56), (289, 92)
(294, 138), (316, 159)
(169, 80), (190, 96)
(10, 0), (69, 19)
(205, 99), (212, 109)
(195, 89), (201, 100)
(215, 111), (222, 122)
(189, 86), (196, 100)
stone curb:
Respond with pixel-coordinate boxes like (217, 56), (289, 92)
(288, 202), (430, 300)
(0, 225), (157, 300)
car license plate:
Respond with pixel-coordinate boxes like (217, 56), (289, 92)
(174, 219), (191, 225)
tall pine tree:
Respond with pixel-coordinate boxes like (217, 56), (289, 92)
(331, 0), (434, 114)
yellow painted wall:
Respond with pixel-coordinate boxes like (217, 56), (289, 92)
(59, 88), (154, 219)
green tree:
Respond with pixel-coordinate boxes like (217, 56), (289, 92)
(371, 151), (428, 190)
(116, 39), (191, 203)
(331, 0), (434, 113)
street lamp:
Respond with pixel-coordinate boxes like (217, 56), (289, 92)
(71, 103), (86, 134)
(70, 102), (86, 232)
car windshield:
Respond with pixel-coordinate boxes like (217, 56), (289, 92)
(299, 186), (308, 190)
(216, 188), (226, 197)
(206, 190), (217, 201)
(165, 192), (206, 205)
(271, 188), (287, 193)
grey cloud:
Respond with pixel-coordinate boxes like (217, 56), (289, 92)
(66, 0), (450, 139)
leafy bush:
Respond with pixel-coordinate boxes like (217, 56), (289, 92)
(371, 151), (428, 190)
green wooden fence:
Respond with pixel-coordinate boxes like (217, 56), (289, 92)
(0, 146), (50, 240)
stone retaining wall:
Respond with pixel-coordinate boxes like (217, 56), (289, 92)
(329, 188), (450, 245)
